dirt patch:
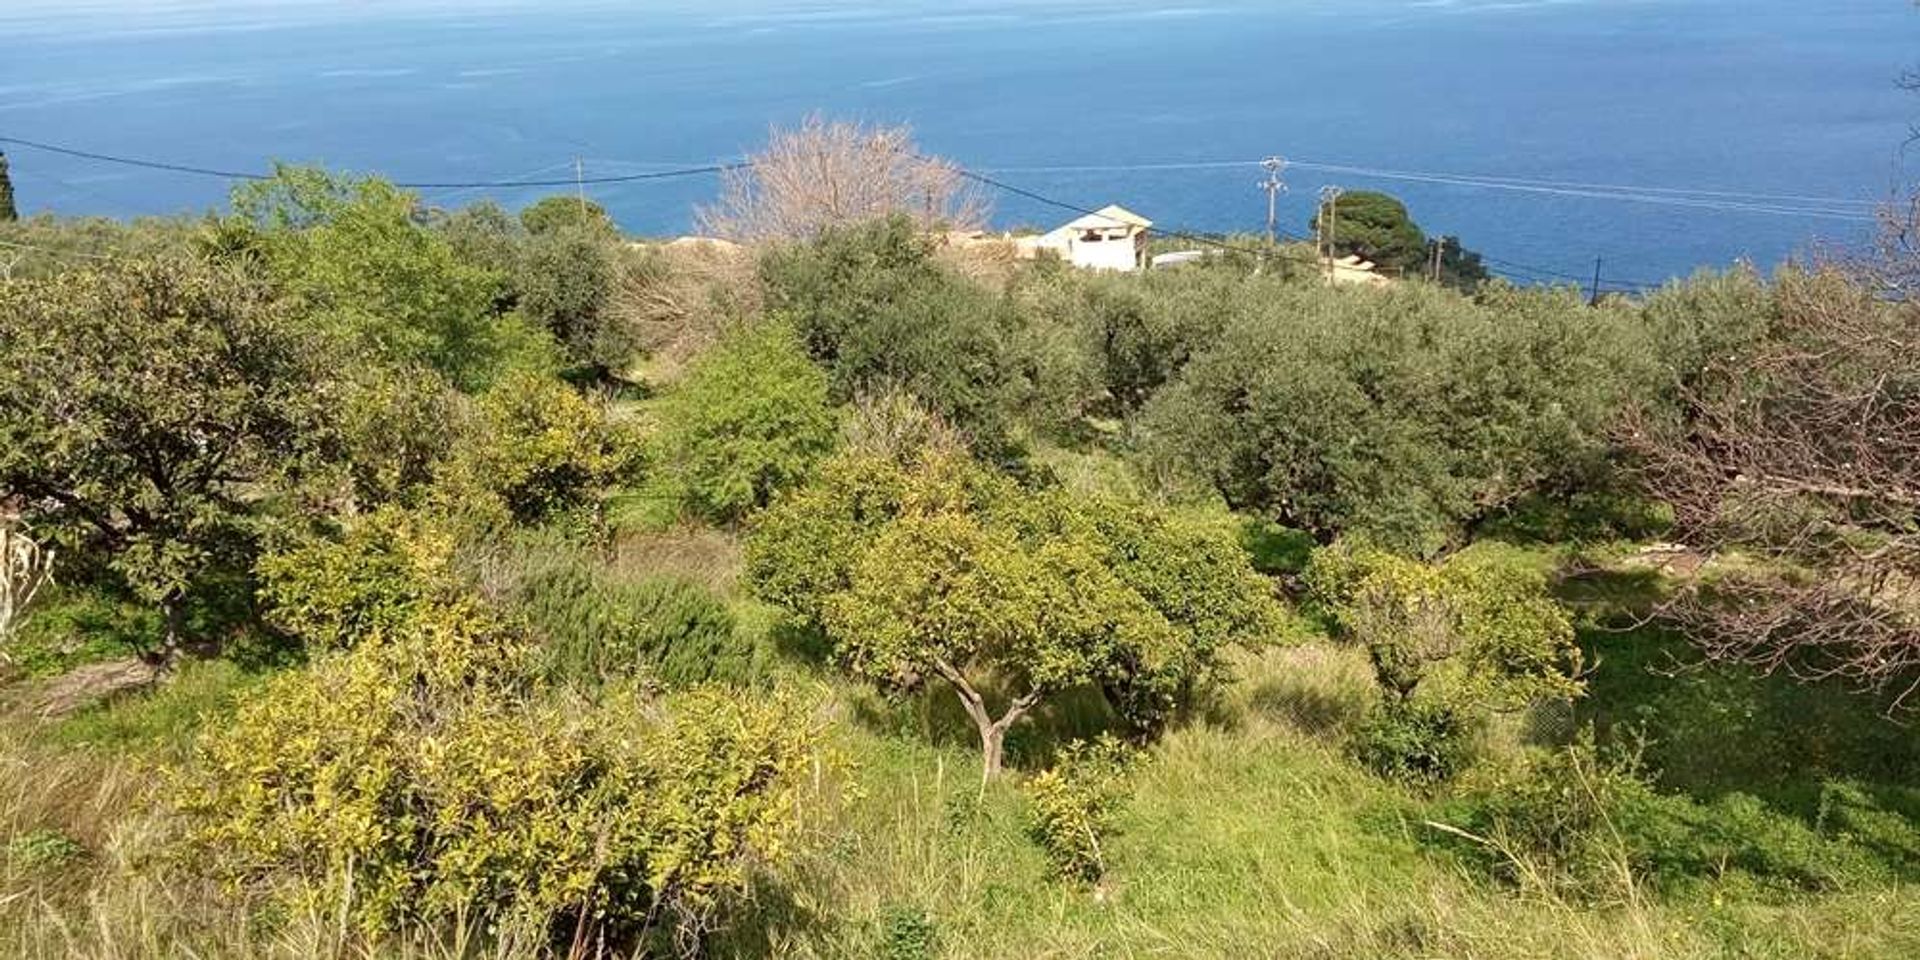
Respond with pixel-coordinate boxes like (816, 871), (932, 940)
(7, 657), (160, 720)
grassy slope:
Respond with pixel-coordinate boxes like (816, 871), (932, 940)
(5, 532), (1920, 959)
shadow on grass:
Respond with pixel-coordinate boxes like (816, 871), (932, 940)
(1578, 621), (1920, 824)
(843, 678), (1123, 776)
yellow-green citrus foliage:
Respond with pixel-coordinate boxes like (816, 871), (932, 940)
(439, 370), (636, 525)
(1024, 736), (1137, 882)
(655, 320), (838, 524)
(257, 506), (460, 651)
(176, 595), (828, 943)
(749, 445), (1283, 773)
(1308, 542), (1582, 710)
(1308, 542), (1581, 782)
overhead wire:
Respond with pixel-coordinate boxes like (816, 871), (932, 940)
(0, 135), (744, 189)
(3, 132), (1869, 292)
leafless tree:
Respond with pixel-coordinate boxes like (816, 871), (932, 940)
(1622, 263), (1920, 713)
(697, 115), (988, 243)
(608, 240), (761, 384)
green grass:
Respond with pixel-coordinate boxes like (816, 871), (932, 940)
(43, 658), (266, 757)
(6, 524), (1919, 959)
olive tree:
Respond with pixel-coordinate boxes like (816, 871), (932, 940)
(0, 257), (338, 661)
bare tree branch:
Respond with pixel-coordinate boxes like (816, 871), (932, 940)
(697, 115), (988, 243)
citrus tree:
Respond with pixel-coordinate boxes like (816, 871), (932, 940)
(749, 445), (1282, 779)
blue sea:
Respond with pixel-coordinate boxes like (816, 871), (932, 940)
(2, 0), (1914, 287)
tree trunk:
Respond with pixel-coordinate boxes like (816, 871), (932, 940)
(932, 658), (1041, 783)
(154, 593), (187, 672)
(976, 714), (1007, 781)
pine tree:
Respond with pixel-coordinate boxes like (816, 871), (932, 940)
(0, 152), (16, 221)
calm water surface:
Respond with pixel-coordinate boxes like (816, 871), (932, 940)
(2, 0), (1914, 285)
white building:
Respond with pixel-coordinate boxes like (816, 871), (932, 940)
(1019, 204), (1153, 271)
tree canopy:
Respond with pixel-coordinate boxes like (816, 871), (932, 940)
(0, 257), (341, 658)
(1312, 190), (1489, 290)
(748, 443), (1283, 778)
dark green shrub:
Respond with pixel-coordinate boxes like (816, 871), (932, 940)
(877, 903), (937, 960)
(1138, 281), (1655, 553)
(761, 217), (1022, 450)
(654, 320), (838, 524)
(517, 561), (760, 689)
(1353, 699), (1476, 786)
(1024, 736), (1137, 882)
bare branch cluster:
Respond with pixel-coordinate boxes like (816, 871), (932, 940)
(1623, 265), (1920, 711)
(697, 115), (988, 243)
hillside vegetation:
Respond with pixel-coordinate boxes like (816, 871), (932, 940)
(2, 124), (1916, 959)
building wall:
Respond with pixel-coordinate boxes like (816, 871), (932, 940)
(1068, 231), (1141, 271)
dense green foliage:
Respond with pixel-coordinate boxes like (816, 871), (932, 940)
(1311, 190), (1489, 290)
(227, 166), (555, 390)
(438, 370), (635, 525)
(4, 152), (1917, 960)
(1142, 281), (1651, 554)
(0, 151), (16, 222)
(0, 257), (340, 654)
(256, 506), (458, 652)
(519, 194), (616, 237)
(515, 557), (761, 689)
(1309, 542), (1582, 783)
(750, 443), (1283, 775)
(763, 218), (1026, 448)
(655, 320), (839, 524)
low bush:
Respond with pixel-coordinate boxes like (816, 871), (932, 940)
(1353, 698), (1478, 786)
(1024, 736), (1138, 882)
(1307, 541), (1581, 783)
(175, 598), (827, 951)
(653, 319), (838, 524)
(877, 903), (938, 960)
(256, 506), (459, 652)
(437, 371), (636, 526)
(514, 558), (761, 689)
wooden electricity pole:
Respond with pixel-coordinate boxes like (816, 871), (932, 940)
(1317, 185), (1344, 283)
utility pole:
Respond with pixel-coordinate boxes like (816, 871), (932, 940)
(1317, 185), (1344, 283)
(574, 157), (587, 217)
(1589, 256), (1604, 306)
(1256, 156), (1288, 275)
(1259, 156), (1288, 249)
(1429, 236), (1447, 283)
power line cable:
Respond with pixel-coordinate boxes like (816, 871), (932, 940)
(981, 157), (1880, 214)
(0, 132), (1767, 292)
(0, 135), (743, 189)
